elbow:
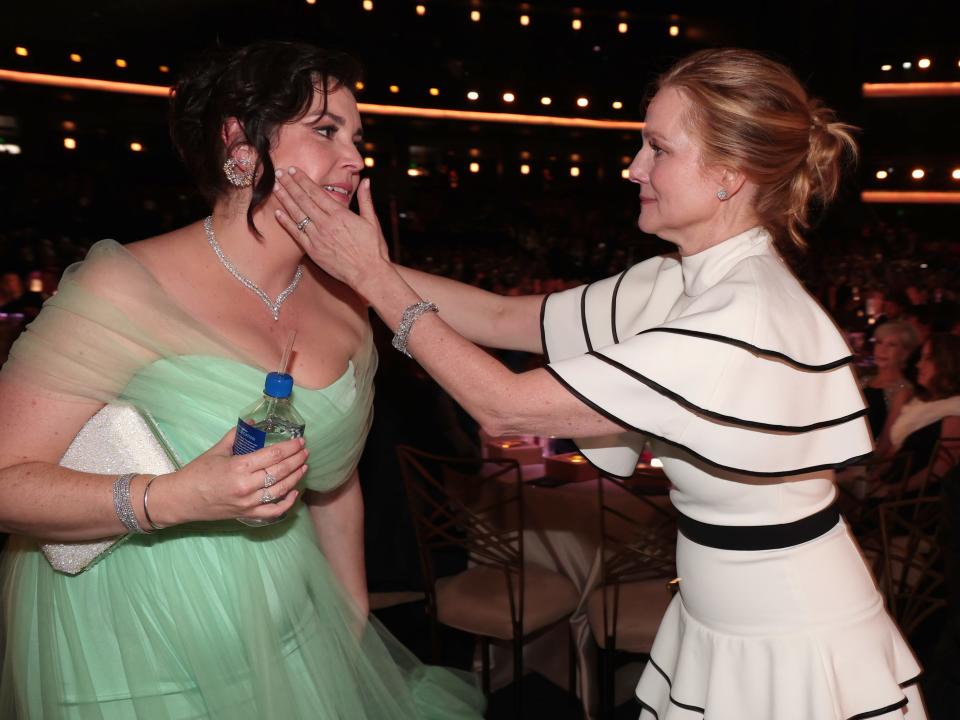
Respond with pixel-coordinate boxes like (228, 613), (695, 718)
(477, 405), (523, 439)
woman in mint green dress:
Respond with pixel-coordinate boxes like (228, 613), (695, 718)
(0, 41), (484, 719)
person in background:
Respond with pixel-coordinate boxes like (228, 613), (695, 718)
(890, 333), (960, 491)
(864, 321), (917, 456)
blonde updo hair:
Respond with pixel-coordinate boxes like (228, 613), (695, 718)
(655, 48), (858, 251)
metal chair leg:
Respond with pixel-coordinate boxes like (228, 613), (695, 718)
(513, 631), (524, 718)
(480, 636), (491, 696)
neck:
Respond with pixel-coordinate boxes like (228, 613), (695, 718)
(670, 198), (762, 257)
(675, 218), (760, 256)
(208, 199), (305, 295)
(874, 366), (903, 384)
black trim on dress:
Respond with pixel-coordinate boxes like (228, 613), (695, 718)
(648, 658), (706, 713)
(638, 327), (854, 371)
(610, 269), (629, 344)
(580, 284), (593, 352)
(539, 293), (552, 362)
(677, 503), (841, 551)
(845, 696), (909, 720)
(544, 365), (873, 478)
(589, 350), (867, 433)
(639, 656), (915, 720)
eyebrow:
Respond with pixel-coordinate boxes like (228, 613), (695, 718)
(642, 130), (668, 143)
(307, 110), (364, 139)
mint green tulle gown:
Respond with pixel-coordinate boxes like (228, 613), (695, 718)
(0, 241), (485, 719)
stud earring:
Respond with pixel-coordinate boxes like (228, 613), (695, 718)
(223, 157), (254, 188)
(716, 189), (729, 201)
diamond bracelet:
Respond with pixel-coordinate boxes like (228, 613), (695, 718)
(113, 472), (149, 534)
(391, 300), (439, 358)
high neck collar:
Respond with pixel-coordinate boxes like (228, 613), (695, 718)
(680, 226), (774, 296)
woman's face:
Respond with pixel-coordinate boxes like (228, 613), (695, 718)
(269, 85), (364, 207)
(627, 87), (722, 249)
(873, 332), (907, 370)
(916, 341), (936, 390)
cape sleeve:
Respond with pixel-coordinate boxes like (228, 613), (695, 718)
(542, 254), (874, 477)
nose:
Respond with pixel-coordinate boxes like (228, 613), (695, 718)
(627, 148), (647, 185)
(341, 141), (364, 173)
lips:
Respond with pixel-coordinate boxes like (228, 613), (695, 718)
(322, 183), (353, 205)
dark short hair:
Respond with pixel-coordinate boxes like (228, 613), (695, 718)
(169, 40), (362, 234)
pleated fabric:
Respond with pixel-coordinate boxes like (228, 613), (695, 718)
(0, 240), (484, 719)
(540, 226), (873, 479)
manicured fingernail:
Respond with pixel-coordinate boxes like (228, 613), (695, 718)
(288, 166), (297, 175)
(275, 168), (284, 178)
(302, 464), (309, 473)
(274, 209), (284, 218)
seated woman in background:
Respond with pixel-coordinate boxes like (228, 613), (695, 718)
(863, 321), (917, 456)
(890, 333), (960, 491)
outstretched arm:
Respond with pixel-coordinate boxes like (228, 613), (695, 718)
(274, 171), (623, 439)
(395, 265), (544, 353)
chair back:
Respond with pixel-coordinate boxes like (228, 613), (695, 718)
(917, 431), (960, 500)
(596, 473), (677, 641)
(396, 446), (525, 628)
(878, 496), (947, 637)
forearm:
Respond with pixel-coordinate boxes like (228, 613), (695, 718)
(0, 462), (152, 540)
(395, 265), (544, 353)
(306, 473), (368, 616)
(365, 262), (622, 439)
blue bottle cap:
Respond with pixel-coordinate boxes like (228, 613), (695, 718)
(264, 372), (293, 398)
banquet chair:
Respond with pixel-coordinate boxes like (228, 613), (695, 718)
(913, 433), (960, 501)
(878, 496), (947, 638)
(396, 445), (580, 713)
(839, 452), (915, 575)
(587, 473), (678, 718)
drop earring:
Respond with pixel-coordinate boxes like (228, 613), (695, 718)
(223, 157), (254, 188)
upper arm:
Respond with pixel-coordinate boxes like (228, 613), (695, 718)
(0, 376), (103, 470)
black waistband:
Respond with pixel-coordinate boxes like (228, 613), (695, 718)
(677, 502), (841, 551)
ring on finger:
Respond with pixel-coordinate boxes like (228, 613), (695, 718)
(263, 470), (278, 489)
(261, 489), (276, 504)
(296, 216), (312, 232)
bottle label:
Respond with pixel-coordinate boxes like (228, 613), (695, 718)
(233, 419), (266, 455)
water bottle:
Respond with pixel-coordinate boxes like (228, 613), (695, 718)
(232, 371), (306, 527)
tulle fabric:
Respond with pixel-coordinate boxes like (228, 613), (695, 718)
(0, 241), (484, 718)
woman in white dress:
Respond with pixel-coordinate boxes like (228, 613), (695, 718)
(272, 48), (924, 719)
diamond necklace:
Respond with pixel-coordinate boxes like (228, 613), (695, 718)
(203, 216), (303, 321)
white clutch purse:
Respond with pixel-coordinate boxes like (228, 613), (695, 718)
(40, 403), (182, 575)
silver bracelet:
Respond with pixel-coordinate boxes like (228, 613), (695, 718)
(391, 300), (438, 358)
(142, 474), (164, 531)
(113, 472), (148, 534)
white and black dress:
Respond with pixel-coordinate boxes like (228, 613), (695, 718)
(541, 227), (924, 719)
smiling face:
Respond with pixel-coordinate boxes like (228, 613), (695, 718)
(627, 87), (725, 251)
(269, 84), (364, 206)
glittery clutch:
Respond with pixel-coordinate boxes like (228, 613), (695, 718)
(40, 403), (182, 575)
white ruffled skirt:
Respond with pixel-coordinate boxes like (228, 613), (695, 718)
(636, 520), (925, 719)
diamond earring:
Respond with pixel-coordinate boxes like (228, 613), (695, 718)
(716, 189), (729, 201)
(223, 157), (254, 188)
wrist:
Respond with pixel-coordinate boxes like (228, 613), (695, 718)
(145, 473), (184, 528)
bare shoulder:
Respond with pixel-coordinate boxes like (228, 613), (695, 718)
(125, 223), (204, 275)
